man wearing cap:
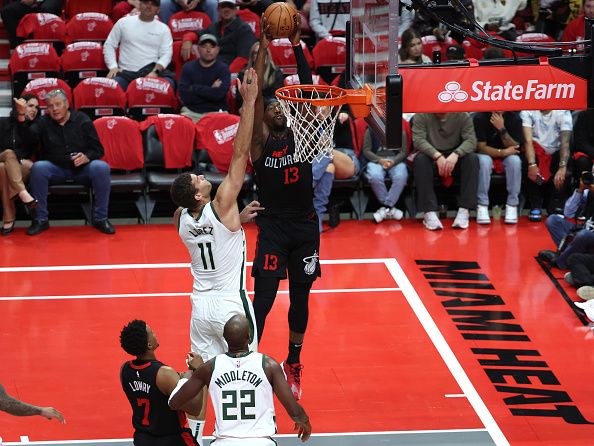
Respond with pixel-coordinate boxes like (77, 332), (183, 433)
(179, 33), (231, 123)
(104, 0), (175, 91)
(180, 0), (256, 73)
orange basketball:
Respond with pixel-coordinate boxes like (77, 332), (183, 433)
(263, 2), (299, 39)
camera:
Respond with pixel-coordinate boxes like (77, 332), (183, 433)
(581, 171), (593, 185)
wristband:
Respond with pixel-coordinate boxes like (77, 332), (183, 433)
(559, 161), (567, 167)
(498, 128), (508, 135)
(528, 162), (537, 167)
(168, 378), (188, 405)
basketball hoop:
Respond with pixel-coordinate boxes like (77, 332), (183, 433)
(275, 84), (372, 163)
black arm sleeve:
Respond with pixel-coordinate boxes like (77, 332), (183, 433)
(293, 44), (313, 85)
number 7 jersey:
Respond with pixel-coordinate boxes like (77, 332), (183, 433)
(178, 202), (247, 298)
(209, 352), (276, 440)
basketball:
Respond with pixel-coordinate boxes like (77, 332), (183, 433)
(263, 2), (299, 39)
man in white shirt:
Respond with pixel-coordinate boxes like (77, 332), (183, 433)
(104, 0), (175, 91)
(521, 109), (572, 221)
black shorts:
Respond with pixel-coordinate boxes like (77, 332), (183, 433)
(133, 430), (197, 446)
(252, 213), (321, 283)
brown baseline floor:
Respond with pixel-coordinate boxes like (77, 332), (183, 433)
(0, 216), (593, 445)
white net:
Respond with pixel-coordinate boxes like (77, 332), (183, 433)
(276, 85), (346, 163)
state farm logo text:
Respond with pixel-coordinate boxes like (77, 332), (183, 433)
(438, 80), (576, 103)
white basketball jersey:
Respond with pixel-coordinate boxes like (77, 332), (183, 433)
(209, 352), (276, 440)
(178, 203), (247, 297)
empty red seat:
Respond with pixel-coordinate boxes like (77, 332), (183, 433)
(95, 116), (144, 170)
(168, 11), (211, 40)
(22, 78), (72, 108)
(268, 39), (314, 75)
(9, 42), (61, 97)
(61, 42), (108, 88)
(66, 12), (114, 43)
(126, 77), (178, 121)
(312, 36), (346, 84)
(73, 77), (127, 120)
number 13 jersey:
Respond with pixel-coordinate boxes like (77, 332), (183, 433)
(209, 352), (276, 440)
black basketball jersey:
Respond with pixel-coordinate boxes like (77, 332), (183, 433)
(121, 359), (187, 437)
(253, 130), (314, 217)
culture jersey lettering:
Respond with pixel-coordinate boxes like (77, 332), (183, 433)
(253, 131), (314, 216)
(121, 359), (188, 436)
(178, 202), (247, 301)
(209, 352), (276, 440)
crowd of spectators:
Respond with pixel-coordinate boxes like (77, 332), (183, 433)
(0, 0), (593, 292)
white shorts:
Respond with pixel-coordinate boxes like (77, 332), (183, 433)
(210, 438), (276, 446)
(190, 293), (258, 361)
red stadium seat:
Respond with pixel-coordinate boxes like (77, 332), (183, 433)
(195, 112), (253, 174)
(61, 42), (108, 88)
(17, 13), (67, 53)
(236, 8), (260, 38)
(140, 114), (196, 168)
(66, 13), (114, 43)
(95, 117), (144, 171)
(65, 0), (114, 18)
(22, 78), (72, 109)
(9, 42), (61, 97)
(421, 35), (454, 61)
(283, 73), (327, 86)
(168, 11), (211, 40)
(126, 77), (178, 121)
(73, 77), (126, 120)
(268, 39), (314, 75)
(502, 33), (556, 58)
(94, 115), (148, 222)
(312, 36), (346, 84)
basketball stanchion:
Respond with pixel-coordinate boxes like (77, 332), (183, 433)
(275, 84), (373, 162)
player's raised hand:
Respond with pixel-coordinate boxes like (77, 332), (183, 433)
(288, 12), (302, 47)
(260, 16), (272, 49)
(240, 200), (264, 223)
(237, 68), (259, 104)
(295, 419), (311, 442)
(40, 407), (66, 423)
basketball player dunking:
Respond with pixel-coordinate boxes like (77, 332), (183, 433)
(250, 18), (320, 400)
(169, 68), (260, 446)
(169, 315), (311, 446)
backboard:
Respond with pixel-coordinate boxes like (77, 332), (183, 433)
(348, 0), (402, 149)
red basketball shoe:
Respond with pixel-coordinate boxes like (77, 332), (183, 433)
(281, 361), (303, 400)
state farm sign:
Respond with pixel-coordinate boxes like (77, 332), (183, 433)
(399, 61), (587, 112)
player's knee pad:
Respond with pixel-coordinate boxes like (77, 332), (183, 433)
(288, 281), (312, 333)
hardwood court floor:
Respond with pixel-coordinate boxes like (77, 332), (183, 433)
(0, 217), (593, 445)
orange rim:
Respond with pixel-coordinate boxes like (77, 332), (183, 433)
(275, 84), (372, 118)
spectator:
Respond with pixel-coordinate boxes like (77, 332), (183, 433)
(159, 0), (218, 25)
(539, 171), (594, 269)
(104, 0), (175, 91)
(0, 0), (64, 49)
(0, 94), (40, 235)
(562, 0), (594, 42)
(474, 111), (523, 225)
(399, 28), (431, 64)
(20, 89), (115, 236)
(0, 383), (65, 422)
(534, 0), (582, 40)
(473, 0), (526, 40)
(572, 109), (594, 182)
(180, 0), (256, 73)
(566, 252), (594, 289)
(521, 109), (572, 221)
(412, 112), (478, 230)
(311, 108), (361, 232)
(363, 123), (408, 224)
(446, 44), (465, 61)
(179, 33), (231, 122)
(235, 41), (284, 111)
(308, 0), (349, 40)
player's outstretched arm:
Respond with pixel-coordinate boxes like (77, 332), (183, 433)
(169, 360), (213, 413)
(0, 384), (65, 423)
(251, 18), (271, 163)
(213, 68), (259, 231)
(265, 356), (311, 441)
